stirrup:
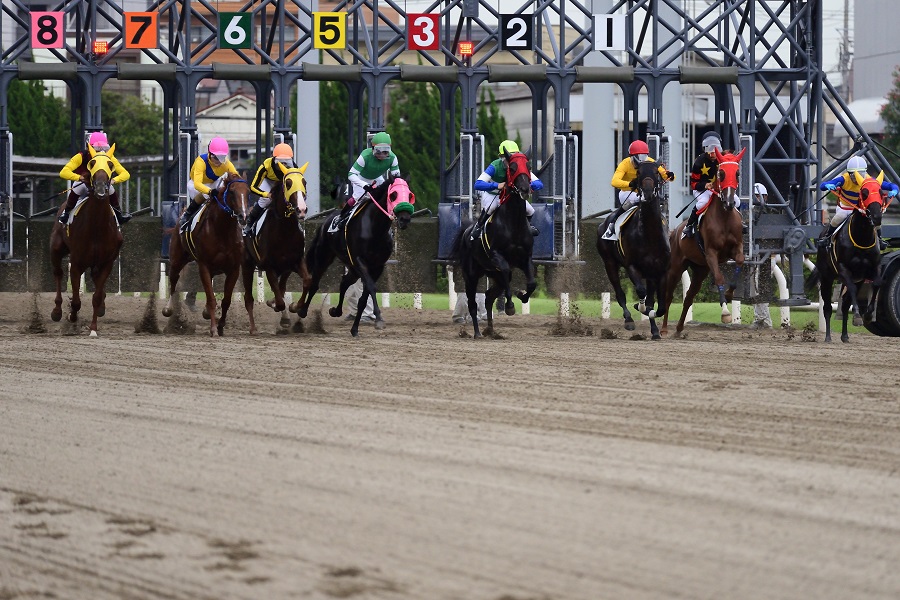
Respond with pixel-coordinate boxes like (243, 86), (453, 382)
(58, 211), (69, 225)
(530, 226), (539, 237)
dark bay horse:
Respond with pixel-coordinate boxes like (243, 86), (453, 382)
(806, 177), (885, 342)
(450, 151), (537, 338)
(296, 173), (415, 337)
(662, 147), (746, 336)
(50, 145), (123, 336)
(596, 160), (670, 339)
(243, 162), (310, 334)
(163, 172), (250, 336)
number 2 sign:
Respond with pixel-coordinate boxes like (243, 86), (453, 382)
(501, 14), (533, 51)
(408, 14), (439, 51)
(31, 12), (64, 49)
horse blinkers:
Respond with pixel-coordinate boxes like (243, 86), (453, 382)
(87, 156), (113, 197)
(859, 183), (884, 226)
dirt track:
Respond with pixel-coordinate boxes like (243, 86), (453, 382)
(1, 292), (899, 600)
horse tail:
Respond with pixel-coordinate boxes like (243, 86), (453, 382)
(805, 265), (820, 292)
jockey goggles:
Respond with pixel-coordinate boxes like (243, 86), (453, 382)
(373, 144), (391, 157)
(91, 144), (110, 152)
(209, 152), (228, 163)
(632, 153), (648, 162)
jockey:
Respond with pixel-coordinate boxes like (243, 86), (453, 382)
(470, 139), (544, 240)
(601, 139), (675, 239)
(684, 131), (724, 238)
(181, 137), (240, 231)
(59, 131), (131, 226)
(244, 142), (298, 236)
(345, 131), (400, 214)
(817, 155), (899, 248)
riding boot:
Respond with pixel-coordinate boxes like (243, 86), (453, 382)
(683, 209), (700, 238)
(527, 215), (539, 237)
(58, 190), (79, 224)
(817, 225), (835, 249)
(470, 209), (489, 241)
(180, 200), (202, 232)
(109, 190), (131, 225)
(603, 206), (625, 238)
(243, 204), (264, 236)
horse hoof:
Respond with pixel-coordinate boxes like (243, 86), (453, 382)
(721, 315), (733, 324)
(266, 299), (275, 308)
(50, 309), (62, 322)
(274, 303), (286, 313)
(624, 321), (635, 331)
(298, 307), (308, 318)
(651, 333), (661, 341)
(68, 314), (77, 323)
(853, 316), (863, 327)
(98, 305), (106, 318)
(162, 307), (172, 318)
(289, 302), (299, 313)
(202, 308), (210, 320)
(375, 319), (386, 331)
(505, 305), (516, 316)
(351, 329), (359, 338)
(329, 307), (341, 318)
(841, 336), (850, 343)
(89, 330), (98, 338)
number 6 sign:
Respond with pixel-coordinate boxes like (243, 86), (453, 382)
(31, 12), (64, 49)
(218, 13), (252, 49)
(408, 14), (439, 51)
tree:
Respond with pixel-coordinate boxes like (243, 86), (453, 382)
(880, 68), (900, 176)
(7, 79), (69, 157)
(101, 91), (164, 156)
(386, 80), (442, 212)
(477, 88), (510, 159)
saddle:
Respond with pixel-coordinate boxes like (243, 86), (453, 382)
(601, 206), (639, 241)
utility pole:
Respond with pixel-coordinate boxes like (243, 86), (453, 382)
(838, 0), (852, 102)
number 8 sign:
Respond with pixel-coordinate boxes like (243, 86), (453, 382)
(31, 12), (64, 49)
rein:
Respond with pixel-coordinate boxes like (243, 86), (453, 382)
(847, 208), (878, 250)
(215, 178), (246, 219)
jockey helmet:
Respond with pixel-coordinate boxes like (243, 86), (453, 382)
(273, 143), (293, 160)
(753, 182), (768, 197)
(701, 131), (723, 153)
(847, 156), (867, 173)
(628, 140), (649, 156)
(498, 140), (519, 155)
(88, 131), (109, 151)
(372, 132), (392, 146)
(371, 132), (392, 157)
(208, 137), (229, 163)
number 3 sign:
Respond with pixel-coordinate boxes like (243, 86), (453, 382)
(408, 14), (439, 51)
(31, 12), (64, 49)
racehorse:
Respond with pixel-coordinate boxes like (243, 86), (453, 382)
(806, 177), (885, 342)
(163, 172), (250, 336)
(296, 173), (415, 336)
(596, 160), (670, 339)
(450, 150), (537, 338)
(662, 147), (746, 336)
(242, 162), (310, 334)
(49, 145), (123, 336)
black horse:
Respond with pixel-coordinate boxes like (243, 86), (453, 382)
(449, 151), (537, 338)
(297, 173), (415, 336)
(806, 177), (885, 342)
(596, 160), (670, 339)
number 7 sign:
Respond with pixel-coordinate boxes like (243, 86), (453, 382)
(124, 12), (158, 49)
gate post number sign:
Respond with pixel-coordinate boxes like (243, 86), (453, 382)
(218, 12), (253, 49)
(31, 12), (65, 49)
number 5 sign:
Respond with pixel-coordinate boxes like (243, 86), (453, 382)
(313, 12), (346, 49)
(408, 14), (439, 51)
(218, 13), (252, 49)
(31, 12), (64, 49)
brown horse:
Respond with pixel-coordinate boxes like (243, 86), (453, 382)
(662, 147), (746, 336)
(163, 172), (250, 336)
(806, 177), (885, 342)
(242, 162), (311, 334)
(49, 145), (123, 336)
